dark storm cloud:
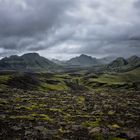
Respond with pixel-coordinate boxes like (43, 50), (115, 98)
(0, 0), (140, 59)
(0, 0), (76, 55)
(0, 0), (74, 37)
(134, 0), (140, 8)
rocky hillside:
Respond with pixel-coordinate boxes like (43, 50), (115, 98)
(107, 56), (140, 71)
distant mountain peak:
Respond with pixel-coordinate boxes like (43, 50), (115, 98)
(107, 55), (140, 71)
(127, 55), (140, 66)
(115, 57), (127, 62)
(108, 57), (128, 68)
(67, 54), (99, 66)
(80, 54), (89, 57)
(128, 55), (139, 61)
(21, 53), (40, 57)
(80, 54), (93, 58)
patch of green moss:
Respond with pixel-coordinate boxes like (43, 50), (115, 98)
(76, 96), (85, 105)
(93, 134), (104, 140)
(108, 137), (127, 140)
(92, 74), (124, 85)
(58, 127), (65, 134)
(15, 97), (22, 102)
(94, 88), (105, 94)
(40, 83), (68, 91)
(16, 106), (33, 111)
(0, 84), (8, 89)
(31, 113), (53, 122)
(108, 111), (115, 116)
(111, 124), (120, 129)
(81, 120), (100, 128)
(108, 124), (121, 130)
(0, 75), (10, 82)
(9, 113), (53, 122)
(9, 115), (35, 121)
(63, 114), (71, 122)
(0, 99), (8, 105)
(49, 108), (63, 113)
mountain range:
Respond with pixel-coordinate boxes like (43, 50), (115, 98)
(52, 54), (116, 66)
(0, 53), (139, 72)
(0, 53), (57, 72)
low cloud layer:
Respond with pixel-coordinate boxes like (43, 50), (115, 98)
(0, 0), (140, 59)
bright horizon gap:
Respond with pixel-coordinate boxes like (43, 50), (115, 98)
(0, 51), (139, 61)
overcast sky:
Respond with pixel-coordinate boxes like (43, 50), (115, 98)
(0, 0), (140, 60)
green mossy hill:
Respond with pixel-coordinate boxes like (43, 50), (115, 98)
(0, 68), (140, 91)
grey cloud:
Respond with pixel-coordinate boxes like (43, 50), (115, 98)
(0, 0), (74, 37)
(134, 0), (140, 8)
(0, 0), (140, 59)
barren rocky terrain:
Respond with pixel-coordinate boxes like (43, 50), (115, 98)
(0, 69), (140, 140)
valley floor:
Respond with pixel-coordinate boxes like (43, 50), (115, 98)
(0, 69), (140, 140)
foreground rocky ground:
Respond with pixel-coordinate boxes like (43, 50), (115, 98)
(0, 69), (140, 140)
(0, 87), (140, 140)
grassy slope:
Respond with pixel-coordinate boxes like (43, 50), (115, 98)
(85, 68), (140, 86)
(0, 68), (139, 92)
